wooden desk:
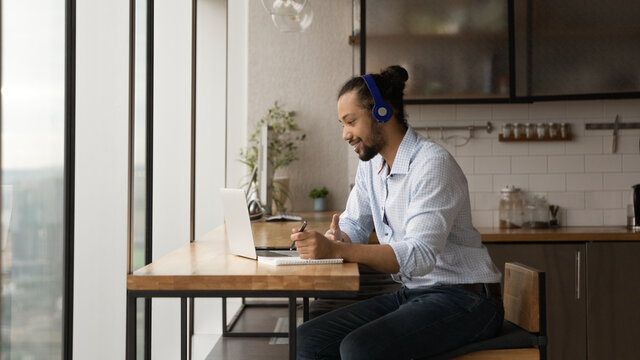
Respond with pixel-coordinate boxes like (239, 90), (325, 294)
(126, 212), (358, 360)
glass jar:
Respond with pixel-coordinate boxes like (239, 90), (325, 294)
(523, 195), (550, 228)
(499, 185), (523, 229)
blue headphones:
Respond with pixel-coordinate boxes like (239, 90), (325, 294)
(361, 74), (392, 123)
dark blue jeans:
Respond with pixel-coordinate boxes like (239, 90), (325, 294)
(297, 285), (504, 360)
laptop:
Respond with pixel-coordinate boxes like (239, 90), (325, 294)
(219, 188), (343, 265)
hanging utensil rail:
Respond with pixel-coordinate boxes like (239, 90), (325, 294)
(413, 121), (493, 134)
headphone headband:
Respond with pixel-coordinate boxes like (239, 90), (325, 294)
(361, 74), (392, 123)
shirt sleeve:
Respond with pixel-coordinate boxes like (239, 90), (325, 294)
(339, 163), (374, 244)
(388, 154), (466, 278)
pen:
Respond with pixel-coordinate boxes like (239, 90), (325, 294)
(290, 220), (307, 250)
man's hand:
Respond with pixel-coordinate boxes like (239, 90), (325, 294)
(324, 214), (344, 243)
(290, 227), (338, 259)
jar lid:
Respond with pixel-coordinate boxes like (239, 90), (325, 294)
(500, 185), (520, 193)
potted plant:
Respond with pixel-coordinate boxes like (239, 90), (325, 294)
(309, 186), (329, 212)
(239, 101), (306, 213)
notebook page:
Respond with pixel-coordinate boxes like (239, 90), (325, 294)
(257, 256), (343, 266)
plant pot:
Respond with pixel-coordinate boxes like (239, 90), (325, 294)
(272, 176), (290, 214)
(313, 198), (327, 212)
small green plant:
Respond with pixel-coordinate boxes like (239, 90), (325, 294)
(309, 186), (329, 199)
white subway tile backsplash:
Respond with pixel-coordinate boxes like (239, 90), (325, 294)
(565, 100), (604, 119)
(475, 192), (499, 210)
(471, 210), (494, 227)
(548, 155), (584, 173)
(456, 157), (475, 175)
(529, 102), (566, 120)
(567, 173), (603, 191)
(623, 154), (640, 172)
(565, 209), (604, 226)
(475, 157), (510, 174)
(492, 103), (529, 120)
(421, 105), (455, 122)
(603, 172), (640, 190)
(604, 99), (640, 118)
(529, 174), (566, 191)
(586, 191), (622, 209)
(603, 209), (627, 226)
(566, 136), (603, 154)
(528, 141), (566, 155)
(446, 99), (640, 227)
(511, 156), (547, 174)
(456, 138), (493, 156)
(612, 135), (640, 153)
(456, 104), (492, 120)
(406, 105), (420, 123)
(492, 139), (529, 156)
(585, 155), (622, 173)
(467, 175), (493, 192)
(492, 174), (529, 192)
(546, 192), (585, 209)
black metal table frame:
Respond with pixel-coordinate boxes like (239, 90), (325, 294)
(126, 289), (355, 360)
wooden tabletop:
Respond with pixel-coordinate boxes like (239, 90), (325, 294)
(127, 212), (359, 292)
(478, 226), (640, 242)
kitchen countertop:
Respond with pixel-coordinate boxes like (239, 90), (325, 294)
(250, 212), (640, 244)
(478, 226), (640, 242)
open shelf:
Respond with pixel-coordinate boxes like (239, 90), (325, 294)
(498, 134), (572, 142)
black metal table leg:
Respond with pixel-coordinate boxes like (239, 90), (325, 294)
(303, 297), (309, 322)
(289, 297), (297, 359)
(181, 297), (188, 360)
(126, 292), (137, 360)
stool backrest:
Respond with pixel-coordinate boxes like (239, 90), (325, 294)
(503, 262), (546, 334)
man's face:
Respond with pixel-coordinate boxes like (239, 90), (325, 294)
(337, 90), (385, 161)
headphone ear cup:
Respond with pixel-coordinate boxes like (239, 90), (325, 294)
(362, 74), (392, 123)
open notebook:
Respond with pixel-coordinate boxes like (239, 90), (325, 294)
(219, 188), (343, 266)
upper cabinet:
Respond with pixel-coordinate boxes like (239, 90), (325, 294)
(357, 0), (640, 103)
(528, 0), (640, 99)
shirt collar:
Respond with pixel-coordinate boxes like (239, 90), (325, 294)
(386, 126), (417, 175)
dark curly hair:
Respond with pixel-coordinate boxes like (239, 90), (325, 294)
(338, 65), (409, 126)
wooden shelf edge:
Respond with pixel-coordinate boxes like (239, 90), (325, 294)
(498, 134), (572, 142)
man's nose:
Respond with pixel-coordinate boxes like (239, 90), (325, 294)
(342, 126), (351, 141)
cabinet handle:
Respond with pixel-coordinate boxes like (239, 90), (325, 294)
(575, 250), (581, 300)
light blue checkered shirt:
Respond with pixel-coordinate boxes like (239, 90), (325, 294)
(340, 126), (501, 288)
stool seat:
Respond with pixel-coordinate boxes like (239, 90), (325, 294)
(427, 320), (547, 360)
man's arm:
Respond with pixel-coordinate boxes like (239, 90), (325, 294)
(292, 215), (400, 274)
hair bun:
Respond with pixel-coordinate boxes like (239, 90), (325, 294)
(381, 65), (409, 84)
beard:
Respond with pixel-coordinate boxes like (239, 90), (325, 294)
(358, 122), (385, 161)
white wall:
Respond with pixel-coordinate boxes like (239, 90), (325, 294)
(226, 0), (250, 190)
(74, 0), (129, 359)
(247, 0), (354, 213)
(193, 0), (228, 349)
(152, 0), (193, 359)
(407, 99), (640, 227)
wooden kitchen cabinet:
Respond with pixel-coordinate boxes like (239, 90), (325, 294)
(486, 241), (640, 360)
(485, 243), (587, 360)
(585, 242), (640, 360)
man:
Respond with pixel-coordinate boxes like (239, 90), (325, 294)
(292, 66), (503, 360)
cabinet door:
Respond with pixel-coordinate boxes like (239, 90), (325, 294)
(529, 0), (640, 97)
(362, 0), (510, 102)
(485, 243), (587, 360)
(586, 242), (640, 360)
